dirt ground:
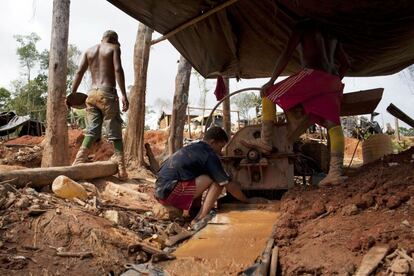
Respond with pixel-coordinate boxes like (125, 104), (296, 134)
(1, 131), (413, 275)
(0, 129), (169, 167)
(274, 147), (414, 275)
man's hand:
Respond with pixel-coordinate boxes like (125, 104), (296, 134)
(260, 81), (273, 97)
(122, 96), (129, 112)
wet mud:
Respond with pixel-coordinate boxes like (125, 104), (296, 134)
(163, 203), (280, 275)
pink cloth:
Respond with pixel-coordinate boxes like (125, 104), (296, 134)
(214, 75), (227, 101)
(158, 179), (196, 210)
(265, 68), (344, 125)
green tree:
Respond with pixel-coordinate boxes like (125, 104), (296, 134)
(0, 87), (11, 111)
(14, 33), (41, 83)
(233, 92), (258, 120)
(399, 127), (414, 136)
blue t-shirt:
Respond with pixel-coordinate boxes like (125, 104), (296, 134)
(155, 141), (230, 199)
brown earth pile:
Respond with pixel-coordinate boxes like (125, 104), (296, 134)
(0, 177), (182, 275)
(274, 147), (414, 275)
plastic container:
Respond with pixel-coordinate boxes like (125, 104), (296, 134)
(52, 175), (88, 200)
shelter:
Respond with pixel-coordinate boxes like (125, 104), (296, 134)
(0, 112), (44, 138)
(108, 0), (414, 78)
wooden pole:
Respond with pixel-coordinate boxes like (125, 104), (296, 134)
(151, 0), (239, 45)
(187, 106), (192, 139)
(41, 0), (70, 167)
(124, 24), (153, 167)
(395, 117), (400, 141)
(222, 77), (231, 136)
(168, 55), (191, 155)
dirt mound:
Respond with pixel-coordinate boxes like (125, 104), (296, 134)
(1, 129), (114, 167)
(275, 147), (414, 275)
(4, 135), (43, 146)
(0, 177), (178, 275)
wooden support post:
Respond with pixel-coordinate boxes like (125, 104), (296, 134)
(41, 0), (70, 167)
(168, 56), (191, 155)
(222, 77), (231, 136)
(395, 117), (401, 141)
(187, 106), (192, 139)
(124, 24), (153, 167)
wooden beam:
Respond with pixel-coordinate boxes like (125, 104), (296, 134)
(0, 161), (118, 188)
(151, 0), (239, 45)
(387, 103), (414, 128)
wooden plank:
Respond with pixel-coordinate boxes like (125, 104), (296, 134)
(340, 88), (384, 116)
(355, 245), (389, 276)
(269, 246), (279, 276)
(387, 103), (414, 128)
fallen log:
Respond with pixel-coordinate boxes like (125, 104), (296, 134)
(0, 161), (118, 189)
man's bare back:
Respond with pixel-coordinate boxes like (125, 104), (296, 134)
(85, 43), (118, 89)
(71, 31), (128, 112)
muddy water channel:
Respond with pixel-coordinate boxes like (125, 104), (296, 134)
(163, 203), (280, 275)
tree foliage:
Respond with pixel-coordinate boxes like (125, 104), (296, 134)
(0, 33), (81, 122)
(233, 92), (259, 120)
(0, 87), (11, 111)
(399, 127), (414, 136)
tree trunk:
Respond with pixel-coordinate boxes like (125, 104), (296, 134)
(168, 56), (192, 155)
(222, 77), (231, 137)
(41, 0), (70, 167)
(124, 24), (153, 167)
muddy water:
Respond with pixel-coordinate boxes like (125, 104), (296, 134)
(163, 203), (280, 275)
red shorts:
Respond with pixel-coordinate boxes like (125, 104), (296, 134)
(158, 179), (196, 211)
(265, 68), (344, 125)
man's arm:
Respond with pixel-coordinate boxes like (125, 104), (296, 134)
(113, 46), (129, 112)
(71, 53), (88, 94)
(335, 42), (350, 80)
(261, 25), (302, 96)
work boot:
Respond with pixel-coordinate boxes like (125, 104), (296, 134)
(72, 147), (89, 166)
(318, 152), (347, 187)
(240, 121), (273, 154)
(110, 152), (128, 181)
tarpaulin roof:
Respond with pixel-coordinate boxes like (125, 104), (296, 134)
(108, 0), (414, 79)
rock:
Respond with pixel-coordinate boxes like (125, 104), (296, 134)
(52, 175), (88, 200)
(386, 195), (402, 209)
(152, 202), (182, 221)
(401, 220), (411, 228)
(15, 197), (30, 209)
(390, 259), (410, 274)
(342, 204), (359, 216)
(103, 210), (129, 227)
(165, 222), (185, 235)
(0, 186), (9, 198)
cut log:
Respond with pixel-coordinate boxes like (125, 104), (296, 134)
(0, 161), (118, 189)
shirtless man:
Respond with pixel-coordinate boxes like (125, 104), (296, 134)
(242, 19), (350, 186)
(71, 30), (129, 180)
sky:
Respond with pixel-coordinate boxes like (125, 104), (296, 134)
(0, 0), (413, 129)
